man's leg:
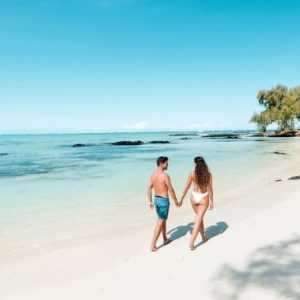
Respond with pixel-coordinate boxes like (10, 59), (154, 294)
(162, 220), (167, 240)
(162, 220), (172, 244)
(150, 219), (164, 251)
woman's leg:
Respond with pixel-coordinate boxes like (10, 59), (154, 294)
(190, 196), (207, 237)
(189, 204), (208, 250)
(190, 197), (198, 214)
(199, 196), (209, 241)
(199, 220), (207, 242)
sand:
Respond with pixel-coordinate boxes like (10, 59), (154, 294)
(1, 149), (300, 300)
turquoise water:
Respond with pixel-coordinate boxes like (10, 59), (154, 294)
(0, 132), (297, 257)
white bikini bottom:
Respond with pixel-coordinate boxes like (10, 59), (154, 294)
(192, 191), (208, 204)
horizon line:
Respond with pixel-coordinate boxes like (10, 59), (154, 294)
(0, 128), (258, 135)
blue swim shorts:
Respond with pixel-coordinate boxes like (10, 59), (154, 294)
(154, 195), (170, 220)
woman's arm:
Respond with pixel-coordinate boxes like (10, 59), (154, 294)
(208, 174), (214, 210)
(179, 172), (193, 206)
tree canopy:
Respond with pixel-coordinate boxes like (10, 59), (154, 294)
(250, 85), (300, 132)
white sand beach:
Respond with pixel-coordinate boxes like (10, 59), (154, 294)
(2, 0), (300, 298)
(1, 142), (300, 300)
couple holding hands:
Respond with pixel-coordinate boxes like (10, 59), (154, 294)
(147, 156), (214, 251)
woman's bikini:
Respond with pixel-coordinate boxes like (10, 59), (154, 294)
(192, 190), (208, 204)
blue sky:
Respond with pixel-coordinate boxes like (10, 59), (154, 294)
(0, 0), (300, 133)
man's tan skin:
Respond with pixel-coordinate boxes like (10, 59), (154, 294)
(147, 157), (179, 252)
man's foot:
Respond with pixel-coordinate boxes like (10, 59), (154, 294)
(202, 236), (208, 243)
(190, 245), (196, 251)
(163, 239), (172, 246)
(151, 246), (158, 252)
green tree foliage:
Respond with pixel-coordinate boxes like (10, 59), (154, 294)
(290, 86), (300, 121)
(250, 111), (270, 133)
(250, 85), (300, 132)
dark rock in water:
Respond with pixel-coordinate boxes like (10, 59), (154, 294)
(202, 133), (241, 139)
(0, 153), (9, 156)
(72, 143), (94, 147)
(180, 137), (190, 140)
(112, 141), (144, 146)
(288, 175), (300, 180)
(249, 133), (265, 137)
(275, 179), (282, 182)
(254, 139), (265, 142)
(149, 141), (170, 144)
(274, 151), (287, 155)
(170, 133), (198, 137)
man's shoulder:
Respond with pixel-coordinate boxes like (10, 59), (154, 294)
(162, 172), (170, 179)
(155, 171), (169, 179)
(150, 170), (162, 179)
(149, 172), (156, 179)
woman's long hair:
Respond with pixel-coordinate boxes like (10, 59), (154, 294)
(194, 156), (210, 191)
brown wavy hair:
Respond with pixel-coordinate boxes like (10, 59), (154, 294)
(194, 156), (211, 192)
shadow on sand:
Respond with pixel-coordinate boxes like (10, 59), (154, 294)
(211, 234), (300, 299)
(166, 221), (228, 248)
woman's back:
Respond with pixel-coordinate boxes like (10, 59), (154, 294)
(192, 171), (210, 193)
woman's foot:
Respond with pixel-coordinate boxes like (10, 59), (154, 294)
(190, 245), (196, 250)
(150, 246), (158, 252)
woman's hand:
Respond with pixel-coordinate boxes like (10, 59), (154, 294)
(209, 201), (214, 210)
(178, 197), (184, 207)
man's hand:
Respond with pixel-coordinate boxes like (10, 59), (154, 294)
(178, 199), (183, 207)
(174, 200), (180, 207)
(209, 202), (214, 210)
(149, 202), (154, 210)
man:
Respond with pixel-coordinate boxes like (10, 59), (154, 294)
(147, 156), (179, 252)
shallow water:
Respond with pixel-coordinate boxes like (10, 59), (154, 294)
(0, 131), (297, 257)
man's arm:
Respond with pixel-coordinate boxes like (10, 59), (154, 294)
(165, 174), (179, 206)
(147, 178), (154, 210)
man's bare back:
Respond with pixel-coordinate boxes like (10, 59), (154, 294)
(147, 157), (178, 208)
(150, 170), (169, 198)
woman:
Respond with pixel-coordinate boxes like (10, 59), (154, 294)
(179, 156), (214, 250)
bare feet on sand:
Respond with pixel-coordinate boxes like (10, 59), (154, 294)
(150, 239), (172, 251)
(163, 239), (172, 246)
(202, 236), (208, 243)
